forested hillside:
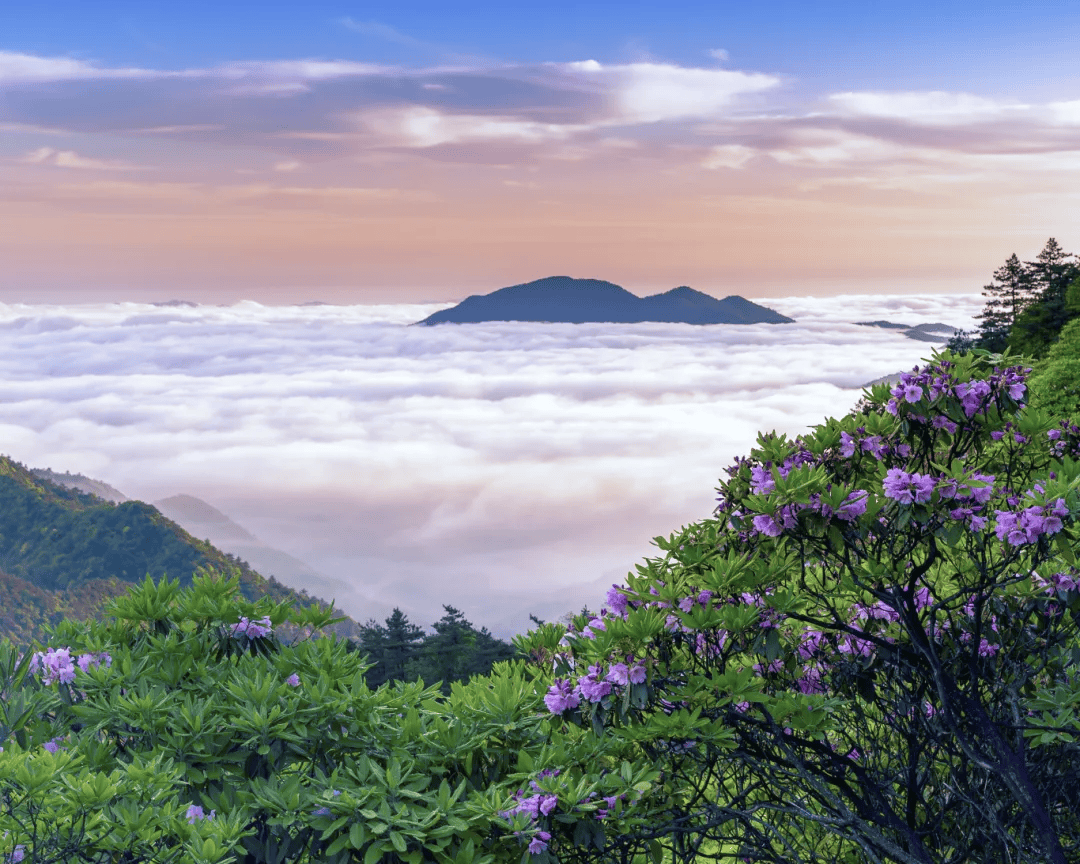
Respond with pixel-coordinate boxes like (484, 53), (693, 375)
(0, 454), (363, 647)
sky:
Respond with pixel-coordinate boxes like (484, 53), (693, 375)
(2, 1), (1079, 303)
(0, 294), (984, 637)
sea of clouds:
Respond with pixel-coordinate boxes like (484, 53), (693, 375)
(0, 292), (985, 638)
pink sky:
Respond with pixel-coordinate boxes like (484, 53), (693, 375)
(2, 45), (1079, 303)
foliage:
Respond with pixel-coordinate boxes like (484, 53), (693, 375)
(518, 349), (1080, 863)
(1027, 318), (1080, 423)
(0, 573), (648, 863)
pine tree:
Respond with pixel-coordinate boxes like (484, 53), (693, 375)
(974, 253), (1035, 352)
(354, 607), (424, 688)
(1010, 238), (1080, 357)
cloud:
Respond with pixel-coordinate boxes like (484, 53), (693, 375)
(566, 60), (780, 124)
(358, 106), (585, 147)
(0, 50), (154, 84)
(0, 294), (984, 637)
(828, 90), (1030, 125)
(702, 144), (755, 169)
(21, 147), (143, 171)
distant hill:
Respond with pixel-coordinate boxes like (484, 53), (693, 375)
(415, 276), (794, 326)
(856, 320), (961, 344)
(0, 456), (361, 648)
(153, 494), (352, 604)
(31, 467), (129, 504)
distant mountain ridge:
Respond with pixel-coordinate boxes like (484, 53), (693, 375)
(0, 455), (362, 648)
(856, 320), (961, 344)
(415, 276), (794, 326)
(31, 468), (129, 503)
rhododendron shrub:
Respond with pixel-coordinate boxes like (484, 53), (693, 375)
(0, 574), (654, 864)
(519, 350), (1080, 864)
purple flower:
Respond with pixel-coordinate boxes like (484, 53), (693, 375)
(1048, 429), (1063, 440)
(836, 490), (868, 522)
(9, 847), (25, 864)
(995, 500), (1069, 546)
(955, 380), (991, 418)
(231, 616), (273, 639)
(543, 679), (581, 715)
(901, 383), (923, 403)
(795, 666), (824, 694)
(882, 469), (935, 504)
(749, 465), (775, 494)
(578, 665), (613, 702)
(582, 617), (606, 639)
(628, 662), (647, 685)
(31, 648), (76, 685)
(606, 663), (630, 686)
(75, 651), (112, 674)
(286, 674), (300, 687)
(528, 831), (551, 854)
(839, 431), (857, 457)
(186, 804), (215, 824)
(931, 415), (958, 435)
(605, 585), (629, 616)
(752, 514), (783, 537)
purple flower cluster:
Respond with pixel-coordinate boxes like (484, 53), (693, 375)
(544, 659), (646, 715)
(882, 469), (935, 504)
(840, 430), (886, 460)
(501, 769), (561, 855)
(746, 489), (868, 539)
(42, 736), (67, 754)
(884, 361), (1028, 419)
(29, 648), (112, 685)
(230, 616), (273, 639)
(994, 499), (1068, 546)
(186, 804), (216, 824)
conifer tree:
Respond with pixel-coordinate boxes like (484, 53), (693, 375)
(354, 607), (425, 688)
(1010, 238), (1080, 357)
(974, 252), (1034, 351)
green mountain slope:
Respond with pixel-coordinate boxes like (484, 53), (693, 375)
(0, 455), (361, 647)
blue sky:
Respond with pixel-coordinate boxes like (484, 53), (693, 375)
(8, 0), (1077, 94)
(2, 1), (1079, 302)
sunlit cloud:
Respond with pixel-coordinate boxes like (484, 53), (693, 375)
(358, 106), (586, 147)
(566, 59), (780, 124)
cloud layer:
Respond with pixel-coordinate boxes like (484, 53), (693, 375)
(0, 293), (983, 636)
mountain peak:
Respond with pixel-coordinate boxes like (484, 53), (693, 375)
(416, 277), (793, 325)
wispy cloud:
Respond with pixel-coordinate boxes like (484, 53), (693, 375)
(21, 146), (145, 171)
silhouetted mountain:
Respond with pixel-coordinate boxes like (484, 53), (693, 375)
(856, 320), (961, 344)
(415, 276), (794, 325)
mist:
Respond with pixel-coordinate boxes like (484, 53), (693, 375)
(0, 292), (984, 637)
